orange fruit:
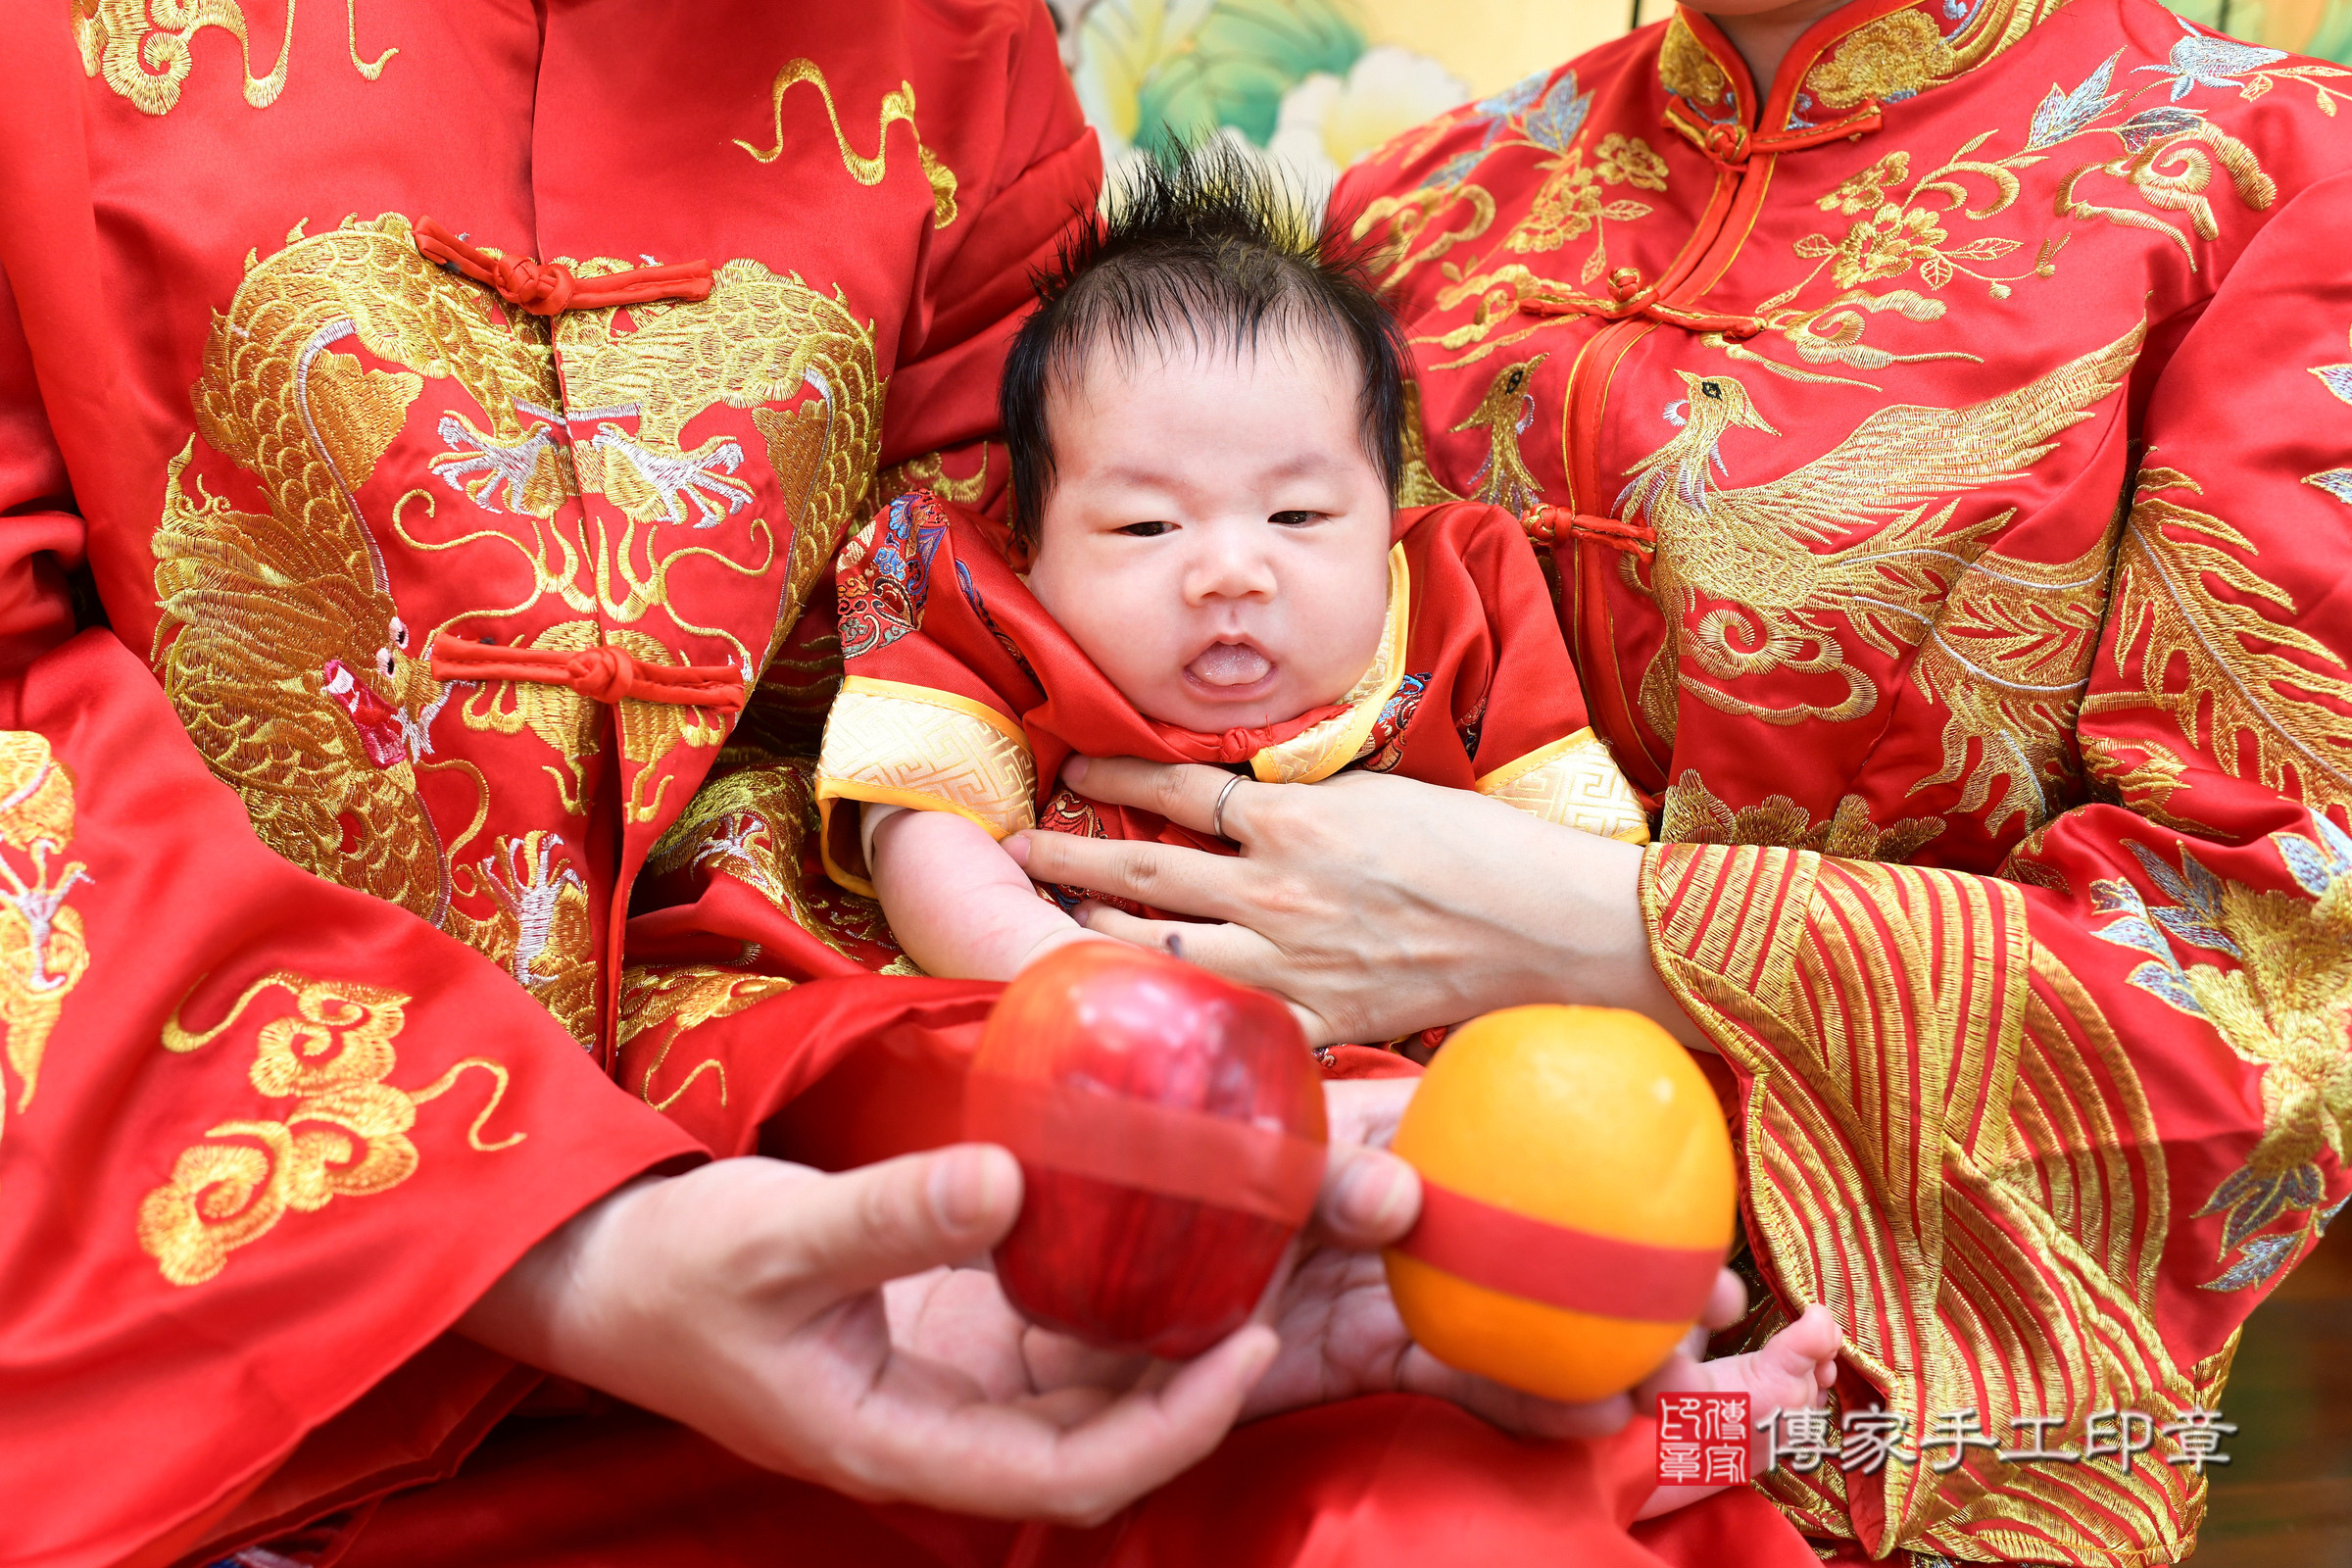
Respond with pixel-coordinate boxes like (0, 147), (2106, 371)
(1385, 1004), (1736, 1402)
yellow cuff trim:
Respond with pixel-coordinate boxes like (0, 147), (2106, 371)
(1253, 544), (1412, 785)
(1476, 727), (1651, 844)
(814, 678), (1039, 893)
(829, 676), (1031, 751)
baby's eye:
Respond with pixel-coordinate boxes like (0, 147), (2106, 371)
(1116, 520), (1174, 538)
(1269, 510), (1318, 526)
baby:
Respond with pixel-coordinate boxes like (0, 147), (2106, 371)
(816, 146), (1844, 1507)
(814, 146), (1648, 987)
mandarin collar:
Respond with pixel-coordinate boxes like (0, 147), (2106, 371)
(1661, 0), (2072, 132)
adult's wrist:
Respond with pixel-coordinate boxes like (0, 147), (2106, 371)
(1519, 832), (1706, 1051)
(457, 1174), (661, 1380)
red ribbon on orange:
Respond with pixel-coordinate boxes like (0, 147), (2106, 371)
(964, 1071), (1326, 1226)
(1394, 1179), (1725, 1324)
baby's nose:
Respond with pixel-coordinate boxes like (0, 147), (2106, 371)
(1184, 529), (1279, 601)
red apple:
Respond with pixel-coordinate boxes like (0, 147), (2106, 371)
(966, 941), (1327, 1358)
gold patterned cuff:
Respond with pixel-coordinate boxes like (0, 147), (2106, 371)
(1475, 728), (1651, 843)
(813, 677), (1038, 894)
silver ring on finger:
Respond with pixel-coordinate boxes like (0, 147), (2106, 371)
(1211, 772), (1245, 841)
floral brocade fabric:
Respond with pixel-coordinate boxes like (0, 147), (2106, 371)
(1342, 1), (2352, 1562)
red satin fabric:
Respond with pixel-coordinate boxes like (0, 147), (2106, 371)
(0, 3), (1113, 1561)
(340, 1398), (1820, 1568)
(1330, 1), (2352, 1558)
(1659, 95), (1885, 170)
(0, 2), (1804, 1563)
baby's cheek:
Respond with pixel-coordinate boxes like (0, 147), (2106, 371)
(1290, 576), (1392, 698)
(1067, 594), (1186, 691)
(1034, 540), (1162, 651)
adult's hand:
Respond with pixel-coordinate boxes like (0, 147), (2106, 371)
(1239, 1078), (1743, 1438)
(458, 1149), (1278, 1527)
(1004, 756), (1703, 1050)
(460, 1088), (1740, 1526)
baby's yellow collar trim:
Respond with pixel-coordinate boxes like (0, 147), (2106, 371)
(1250, 543), (1411, 785)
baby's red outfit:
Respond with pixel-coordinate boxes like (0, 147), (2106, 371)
(814, 490), (1647, 936)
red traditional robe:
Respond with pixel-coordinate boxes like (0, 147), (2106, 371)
(808, 490), (1649, 928)
(1339, 0), (2352, 1560)
(0, 5), (1788, 1566)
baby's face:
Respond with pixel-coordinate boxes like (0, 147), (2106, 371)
(1027, 334), (1394, 735)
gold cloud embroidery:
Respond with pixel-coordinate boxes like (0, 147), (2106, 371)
(74, 0), (396, 116)
(617, 964), (799, 1112)
(736, 57), (958, 227)
(137, 971), (522, 1286)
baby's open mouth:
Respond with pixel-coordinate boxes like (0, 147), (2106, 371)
(1185, 640), (1274, 691)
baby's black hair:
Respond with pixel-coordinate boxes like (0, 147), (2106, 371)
(999, 140), (1407, 549)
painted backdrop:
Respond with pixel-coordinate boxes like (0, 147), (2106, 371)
(1047, 0), (2352, 195)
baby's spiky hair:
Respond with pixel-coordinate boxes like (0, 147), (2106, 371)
(999, 140), (1407, 548)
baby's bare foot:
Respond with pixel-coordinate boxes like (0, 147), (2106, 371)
(1691, 1301), (1840, 1426)
(1635, 1303), (1841, 1520)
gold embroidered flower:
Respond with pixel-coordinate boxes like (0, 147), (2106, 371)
(1506, 157), (1602, 251)
(1594, 133), (1668, 191)
(1830, 202), (1946, 287)
(1816, 150), (1911, 216)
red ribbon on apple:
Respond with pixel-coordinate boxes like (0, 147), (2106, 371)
(966, 941), (1327, 1358)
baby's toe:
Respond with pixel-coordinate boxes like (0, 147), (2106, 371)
(1787, 1302), (1842, 1357)
(1755, 1306), (1842, 1404)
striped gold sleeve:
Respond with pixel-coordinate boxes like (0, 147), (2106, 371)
(812, 677), (1039, 895)
(1642, 843), (2225, 1564)
(1474, 728), (1651, 843)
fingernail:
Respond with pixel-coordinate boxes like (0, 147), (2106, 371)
(1061, 756), (1091, 786)
(928, 1145), (994, 1230)
(1336, 1154), (1415, 1235)
(1003, 833), (1031, 867)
